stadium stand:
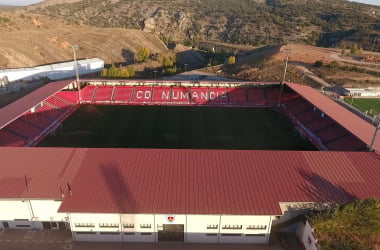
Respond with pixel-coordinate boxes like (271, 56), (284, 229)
(265, 88), (280, 105)
(208, 87), (229, 105)
(189, 87), (209, 105)
(81, 85), (97, 103)
(247, 88), (266, 106)
(4, 118), (41, 139)
(326, 135), (368, 151)
(171, 87), (190, 104)
(132, 86), (153, 103)
(113, 86), (133, 103)
(93, 86), (114, 102)
(55, 91), (79, 104)
(0, 129), (26, 147)
(316, 124), (349, 143)
(152, 86), (172, 104)
(228, 88), (247, 106)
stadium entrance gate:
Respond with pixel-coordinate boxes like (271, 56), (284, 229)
(157, 224), (184, 242)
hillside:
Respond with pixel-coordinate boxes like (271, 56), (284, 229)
(0, 11), (171, 68)
(29, 0), (380, 50)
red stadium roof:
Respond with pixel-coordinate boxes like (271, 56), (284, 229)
(1, 147), (378, 215)
(285, 82), (380, 153)
(0, 80), (73, 129)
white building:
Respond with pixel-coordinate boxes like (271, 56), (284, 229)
(0, 58), (104, 84)
(344, 87), (380, 97)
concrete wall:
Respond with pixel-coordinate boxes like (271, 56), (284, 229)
(0, 199), (67, 229)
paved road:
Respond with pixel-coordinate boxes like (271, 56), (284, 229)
(0, 229), (303, 250)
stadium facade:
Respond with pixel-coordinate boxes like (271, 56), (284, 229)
(0, 79), (379, 245)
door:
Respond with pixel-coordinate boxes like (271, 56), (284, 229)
(158, 224), (184, 242)
(2, 222), (9, 228)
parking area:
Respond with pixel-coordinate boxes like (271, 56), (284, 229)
(0, 229), (302, 250)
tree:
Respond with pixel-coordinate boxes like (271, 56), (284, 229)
(314, 60), (323, 67)
(136, 47), (151, 63)
(308, 198), (380, 250)
(351, 43), (359, 54)
(228, 56), (236, 64)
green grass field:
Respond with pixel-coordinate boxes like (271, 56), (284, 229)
(38, 105), (316, 150)
(344, 98), (380, 115)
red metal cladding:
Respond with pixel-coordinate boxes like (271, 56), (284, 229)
(286, 82), (380, 153)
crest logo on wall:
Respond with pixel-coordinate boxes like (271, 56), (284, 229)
(166, 215), (175, 223)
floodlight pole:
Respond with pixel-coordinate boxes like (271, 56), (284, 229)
(369, 122), (380, 152)
(278, 49), (291, 107)
(70, 44), (81, 102)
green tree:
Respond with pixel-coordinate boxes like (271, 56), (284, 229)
(228, 56), (236, 64)
(309, 198), (380, 250)
(136, 47), (151, 63)
(351, 43), (359, 54)
(127, 66), (135, 77)
(108, 63), (118, 77)
(101, 68), (108, 77)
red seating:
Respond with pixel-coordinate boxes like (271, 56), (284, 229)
(0, 129), (26, 147)
(190, 87), (209, 104)
(288, 102), (313, 115)
(228, 88), (247, 105)
(5, 119), (41, 139)
(327, 135), (367, 151)
(113, 86), (133, 103)
(22, 112), (51, 129)
(171, 87), (190, 104)
(152, 87), (171, 104)
(81, 85), (96, 101)
(265, 88), (279, 105)
(55, 91), (78, 104)
(316, 124), (349, 143)
(208, 87), (229, 104)
(45, 96), (72, 109)
(296, 110), (320, 124)
(247, 88), (266, 105)
(132, 86), (153, 103)
(93, 86), (113, 101)
(307, 117), (335, 132)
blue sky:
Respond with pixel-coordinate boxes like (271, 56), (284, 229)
(0, 0), (379, 6)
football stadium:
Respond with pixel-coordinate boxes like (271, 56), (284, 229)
(0, 79), (379, 245)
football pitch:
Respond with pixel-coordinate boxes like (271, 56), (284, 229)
(344, 98), (380, 115)
(38, 105), (316, 150)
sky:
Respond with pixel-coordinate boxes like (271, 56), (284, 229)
(0, 0), (380, 6)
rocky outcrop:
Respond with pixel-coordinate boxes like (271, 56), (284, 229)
(143, 8), (194, 41)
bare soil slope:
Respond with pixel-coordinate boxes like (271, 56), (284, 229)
(0, 12), (169, 68)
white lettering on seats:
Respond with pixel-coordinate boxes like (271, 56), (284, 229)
(162, 91), (170, 100)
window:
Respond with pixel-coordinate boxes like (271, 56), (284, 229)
(15, 225), (31, 228)
(221, 233), (241, 236)
(222, 225), (242, 230)
(246, 225), (267, 230)
(245, 233), (266, 237)
(206, 224), (218, 229)
(123, 223), (134, 229)
(141, 232), (152, 235)
(206, 233), (217, 236)
(140, 224), (151, 229)
(76, 232), (96, 235)
(100, 232), (120, 235)
(124, 232), (135, 235)
(74, 223), (95, 228)
(99, 223), (119, 228)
